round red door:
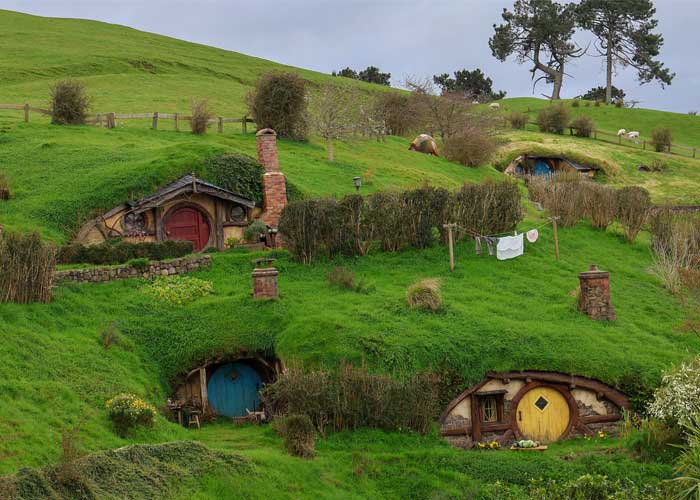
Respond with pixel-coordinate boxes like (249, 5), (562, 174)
(164, 206), (210, 252)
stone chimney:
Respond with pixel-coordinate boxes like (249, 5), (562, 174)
(578, 265), (616, 321)
(252, 258), (279, 299)
(256, 128), (287, 236)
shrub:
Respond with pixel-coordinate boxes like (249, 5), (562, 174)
(142, 276), (213, 305)
(375, 92), (417, 136)
(571, 115), (594, 138)
(673, 417), (700, 500)
(648, 356), (700, 423)
(244, 220), (268, 243)
(190, 98), (213, 135)
(274, 414), (316, 458)
(651, 127), (673, 153)
(616, 186), (650, 242)
(127, 257), (150, 270)
(57, 240), (193, 266)
(571, 99), (580, 108)
(99, 322), (133, 351)
(595, 100), (602, 107)
(508, 111), (528, 129)
(248, 71), (308, 140)
(542, 172), (586, 227)
(623, 415), (682, 463)
(50, 79), (91, 125)
(105, 394), (156, 437)
(406, 278), (442, 312)
(225, 237), (241, 248)
(585, 100), (591, 107)
(261, 363), (440, 435)
(327, 266), (372, 293)
(0, 175), (9, 200)
(527, 474), (662, 500)
(525, 175), (547, 204)
(202, 153), (264, 204)
(537, 104), (570, 134)
(649, 210), (700, 293)
(443, 127), (498, 167)
(0, 231), (56, 304)
(583, 183), (616, 230)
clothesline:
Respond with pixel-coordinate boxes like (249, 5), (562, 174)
(451, 218), (553, 240)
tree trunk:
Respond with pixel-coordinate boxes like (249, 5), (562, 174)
(327, 138), (334, 162)
(606, 31), (613, 104)
(551, 70), (563, 100)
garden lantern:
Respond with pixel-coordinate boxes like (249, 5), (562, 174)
(353, 176), (362, 192)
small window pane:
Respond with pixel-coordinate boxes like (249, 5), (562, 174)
(230, 205), (246, 222)
(482, 396), (497, 423)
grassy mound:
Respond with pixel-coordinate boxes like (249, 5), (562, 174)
(0, 441), (250, 500)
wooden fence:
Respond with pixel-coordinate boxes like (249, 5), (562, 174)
(508, 118), (698, 159)
(0, 103), (255, 134)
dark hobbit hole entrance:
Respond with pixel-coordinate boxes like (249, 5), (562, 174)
(207, 362), (263, 418)
(164, 206), (210, 252)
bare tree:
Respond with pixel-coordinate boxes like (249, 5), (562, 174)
(310, 83), (358, 161)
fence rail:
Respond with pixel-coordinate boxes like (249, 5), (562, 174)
(513, 119), (698, 159)
(0, 103), (256, 134)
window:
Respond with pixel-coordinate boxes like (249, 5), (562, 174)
(482, 396), (498, 423)
(123, 212), (146, 232)
(230, 205), (246, 222)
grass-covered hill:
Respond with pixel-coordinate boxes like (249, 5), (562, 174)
(1, 8), (699, 498)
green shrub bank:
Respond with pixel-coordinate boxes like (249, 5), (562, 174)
(202, 153), (265, 204)
(58, 240), (193, 265)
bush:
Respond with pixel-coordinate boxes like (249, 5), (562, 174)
(0, 174), (10, 200)
(127, 257), (150, 270)
(571, 99), (580, 108)
(649, 210), (700, 293)
(274, 415), (315, 458)
(375, 92), (417, 136)
(202, 153), (264, 204)
(508, 111), (528, 129)
(673, 417), (700, 500)
(100, 322), (132, 350)
(443, 127), (498, 167)
(0, 231), (56, 304)
(105, 394), (156, 437)
(571, 115), (594, 138)
(595, 100), (602, 107)
(616, 186), (650, 242)
(623, 415), (682, 463)
(406, 278), (442, 312)
(248, 71), (308, 140)
(648, 356), (700, 423)
(525, 175), (547, 204)
(57, 240), (193, 266)
(50, 79), (91, 125)
(261, 363), (440, 435)
(142, 276), (213, 305)
(244, 220), (268, 243)
(542, 172), (586, 227)
(615, 99), (624, 108)
(651, 127), (673, 153)
(537, 104), (570, 134)
(225, 237), (241, 248)
(327, 266), (372, 294)
(527, 474), (663, 500)
(190, 98), (213, 135)
(583, 183), (616, 230)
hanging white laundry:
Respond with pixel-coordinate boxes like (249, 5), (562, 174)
(496, 232), (524, 260)
(526, 229), (539, 243)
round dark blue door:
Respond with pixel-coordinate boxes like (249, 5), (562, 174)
(207, 362), (262, 417)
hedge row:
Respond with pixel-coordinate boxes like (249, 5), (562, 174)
(279, 181), (521, 263)
(58, 240), (193, 265)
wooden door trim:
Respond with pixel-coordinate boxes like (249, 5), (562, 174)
(510, 381), (578, 441)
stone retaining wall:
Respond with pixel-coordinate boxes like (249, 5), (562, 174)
(55, 255), (212, 283)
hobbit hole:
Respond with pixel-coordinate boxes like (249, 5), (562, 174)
(504, 155), (598, 178)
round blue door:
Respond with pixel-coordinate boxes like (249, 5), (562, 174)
(534, 159), (552, 176)
(207, 362), (262, 417)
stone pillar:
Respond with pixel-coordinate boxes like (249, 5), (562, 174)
(252, 260), (279, 299)
(578, 265), (616, 320)
(256, 129), (287, 237)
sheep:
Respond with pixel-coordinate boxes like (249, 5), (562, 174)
(489, 103), (500, 110)
(617, 129), (627, 136)
(626, 131), (640, 143)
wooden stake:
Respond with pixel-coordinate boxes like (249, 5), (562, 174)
(174, 113), (179, 132)
(218, 116), (223, 134)
(152, 111), (159, 130)
(199, 367), (208, 411)
(552, 217), (560, 261)
(443, 223), (456, 272)
(24, 103), (29, 123)
(242, 115), (247, 134)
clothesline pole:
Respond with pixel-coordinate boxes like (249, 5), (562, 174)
(443, 223), (457, 272)
(551, 217), (560, 261)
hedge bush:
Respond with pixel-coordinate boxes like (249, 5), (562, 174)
(571, 115), (594, 138)
(508, 111), (528, 129)
(406, 278), (442, 312)
(443, 128), (498, 167)
(583, 183), (617, 230)
(273, 414), (316, 458)
(616, 186), (651, 242)
(57, 240), (193, 265)
(203, 153), (264, 204)
(190, 98), (213, 135)
(105, 394), (156, 437)
(0, 231), (56, 304)
(537, 104), (570, 135)
(651, 127), (672, 153)
(279, 182), (521, 263)
(248, 71), (308, 140)
(50, 79), (91, 125)
(261, 363), (440, 435)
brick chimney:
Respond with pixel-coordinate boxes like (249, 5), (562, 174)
(578, 265), (616, 321)
(256, 129), (287, 237)
(252, 258), (279, 299)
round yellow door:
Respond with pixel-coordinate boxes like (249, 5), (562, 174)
(516, 387), (570, 443)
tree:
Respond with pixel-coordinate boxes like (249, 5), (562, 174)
(358, 66), (391, 86)
(309, 83), (358, 161)
(247, 71), (308, 140)
(577, 0), (674, 104)
(489, 0), (584, 100)
(581, 85), (625, 102)
(332, 67), (358, 79)
(432, 69), (506, 102)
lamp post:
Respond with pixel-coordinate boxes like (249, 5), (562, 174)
(353, 176), (362, 192)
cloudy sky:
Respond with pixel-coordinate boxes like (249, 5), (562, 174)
(5, 0), (698, 113)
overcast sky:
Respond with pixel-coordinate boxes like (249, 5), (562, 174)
(5, 0), (699, 113)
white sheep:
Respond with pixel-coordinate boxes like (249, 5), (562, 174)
(626, 131), (640, 143)
(489, 103), (500, 110)
(617, 129), (627, 136)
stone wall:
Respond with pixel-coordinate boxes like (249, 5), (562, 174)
(55, 255), (212, 284)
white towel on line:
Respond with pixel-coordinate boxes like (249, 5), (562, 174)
(496, 233), (524, 261)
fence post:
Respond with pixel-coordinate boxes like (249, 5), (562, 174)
(594, 129), (597, 140)
(242, 115), (247, 134)
(218, 117), (223, 134)
(24, 103), (29, 123)
(152, 112), (159, 130)
(174, 113), (179, 132)
(97, 113), (102, 127)
(106, 112), (116, 129)
(694, 148), (696, 159)
(643, 140), (646, 151)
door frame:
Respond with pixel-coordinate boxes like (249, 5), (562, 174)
(161, 202), (213, 251)
(510, 381), (577, 441)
